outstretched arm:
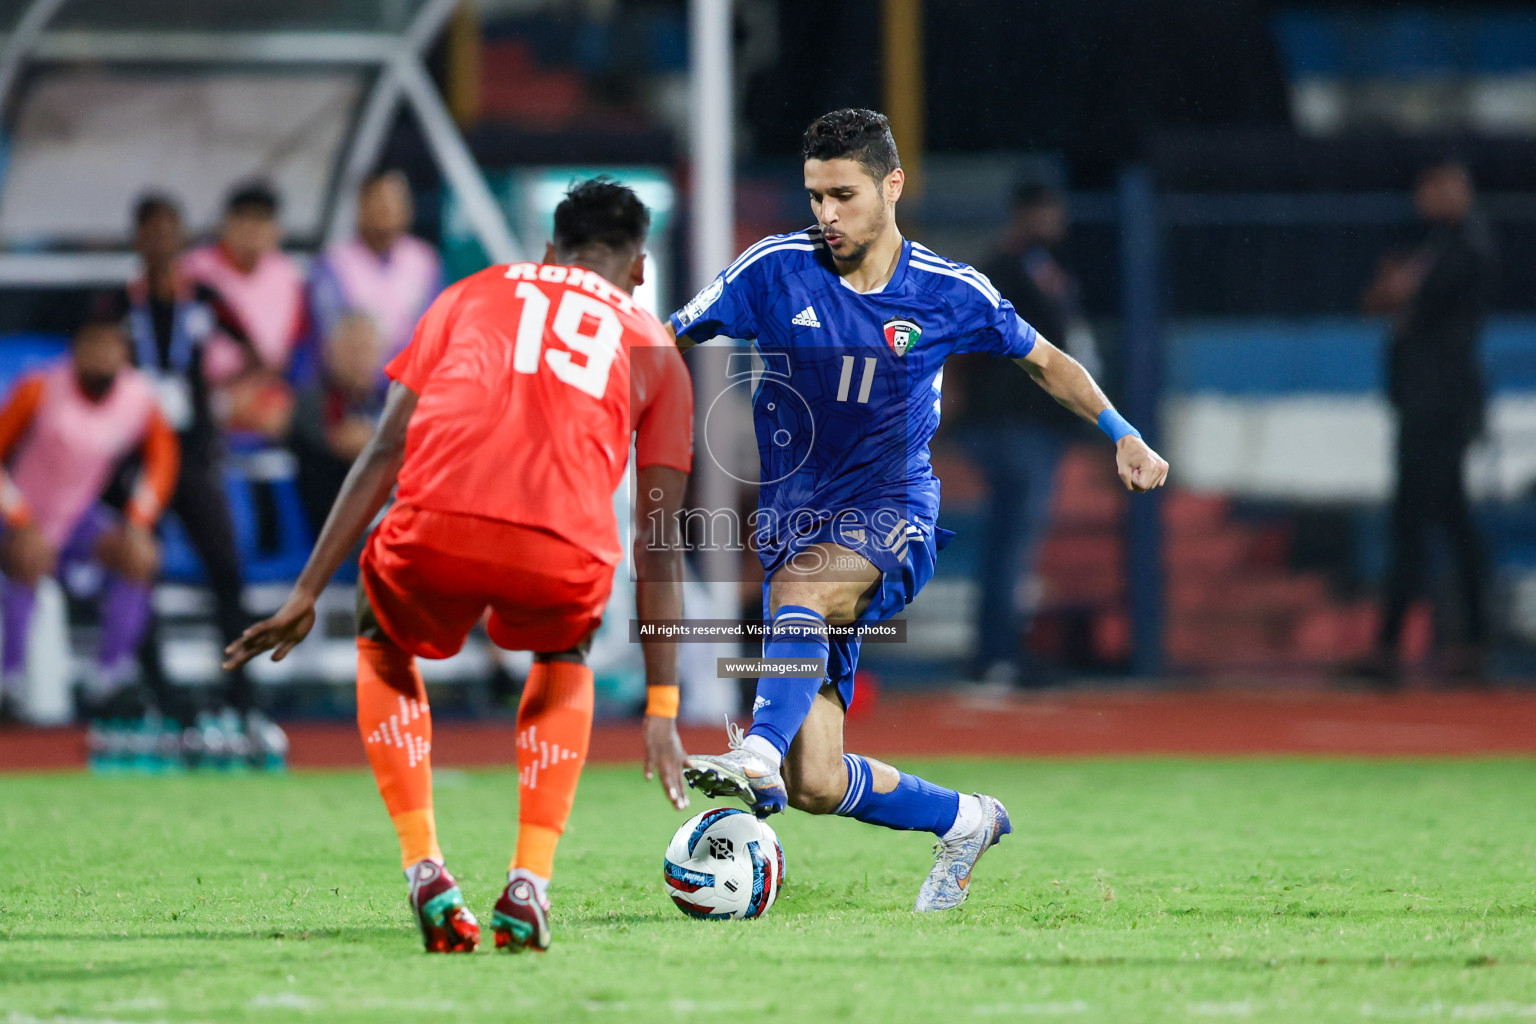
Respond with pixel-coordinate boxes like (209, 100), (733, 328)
(664, 320), (699, 353)
(0, 375), (44, 530)
(633, 463), (690, 810)
(223, 380), (418, 668)
(1016, 337), (1169, 493)
(0, 375), (51, 584)
(1016, 335), (1111, 423)
(126, 409), (180, 531)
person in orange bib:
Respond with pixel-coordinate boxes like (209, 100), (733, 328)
(224, 178), (694, 954)
(0, 319), (179, 720)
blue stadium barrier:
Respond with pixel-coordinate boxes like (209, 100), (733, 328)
(222, 461), (313, 585)
(1166, 316), (1536, 396)
(157, 513), (204, 583)
(1274, 10), (1536, 80)
(159, 458), (315, 587)
(0, 334), (68, 396)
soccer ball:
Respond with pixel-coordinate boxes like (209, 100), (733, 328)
(663, 807), (785, 920)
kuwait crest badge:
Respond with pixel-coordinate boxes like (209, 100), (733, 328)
(882, 317), (922, 356)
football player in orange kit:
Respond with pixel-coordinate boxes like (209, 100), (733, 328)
(224, 178), (695, 954)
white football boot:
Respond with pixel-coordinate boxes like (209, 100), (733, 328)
(682, 722), (788, 818)
(914, 793), (1012, 912)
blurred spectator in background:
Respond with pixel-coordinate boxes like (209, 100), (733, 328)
(0, 319), (177, 721)
(950, 182), (1102, 687)
(309, 170), (443, 369)
(1358, 160), (1494, 682)
(290, 312), (385, 538)
(183, 181), (304, 439)
(96, 195), (262, 727)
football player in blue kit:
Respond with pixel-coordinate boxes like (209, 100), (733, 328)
(669, 109), (1169, 911)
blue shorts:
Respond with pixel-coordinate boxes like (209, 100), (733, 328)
(760, 510), (953, 709)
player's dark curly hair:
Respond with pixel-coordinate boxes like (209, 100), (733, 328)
(134, 192), (181, 227)
(225, 180), (280, 218)
(553, 176), (650, 253)
(802, 109), (901, 183)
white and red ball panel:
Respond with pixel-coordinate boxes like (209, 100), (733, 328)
(663, 807), (784, 920)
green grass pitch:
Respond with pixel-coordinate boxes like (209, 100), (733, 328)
(3, 759), (1536, 1023)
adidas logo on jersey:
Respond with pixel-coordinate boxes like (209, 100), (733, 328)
(791, 305), (821, 328)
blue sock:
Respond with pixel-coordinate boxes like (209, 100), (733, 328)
(835, 754), (960, 835)
(744, 605), (830, 760)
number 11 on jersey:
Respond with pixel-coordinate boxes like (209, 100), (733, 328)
(836, 355), (878, 404)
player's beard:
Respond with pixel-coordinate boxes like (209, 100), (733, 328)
(827, 197), (888, 267)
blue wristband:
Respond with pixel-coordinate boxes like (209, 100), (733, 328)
(1097, 409), (1142, 442)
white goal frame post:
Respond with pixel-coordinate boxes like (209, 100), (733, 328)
(0, 0), (522, 288)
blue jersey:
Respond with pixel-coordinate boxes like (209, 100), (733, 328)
(670, 227), (1038, 570)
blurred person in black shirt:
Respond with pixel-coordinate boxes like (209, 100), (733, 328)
(99, 195), (284, 757)
(949, 183), (1101, 687)
(290, 311), (386, 540)
(1359, 160), (1494, 682)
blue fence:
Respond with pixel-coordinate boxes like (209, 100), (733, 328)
(1168, 316), (1536, 396)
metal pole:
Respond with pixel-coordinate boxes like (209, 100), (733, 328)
(325, 69), (404, 247)
(881, 0), (923, 197)
(403, 0), (465, 55)
(397, 56), (521, 264)
(1118, 165), (1166, 678)
(29, 31), (400, 63)
(689, 0), (736, 612)
(0, 0), (69, 117)
(0, 252), (136, 286)
(689, 0), (733, 293)
(328, 0), (466, 247)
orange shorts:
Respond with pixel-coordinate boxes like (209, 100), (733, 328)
(360, 504), (615, 659)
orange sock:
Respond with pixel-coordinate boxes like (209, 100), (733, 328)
(512, 660), (594, 880)
(357, 636), (442, 869)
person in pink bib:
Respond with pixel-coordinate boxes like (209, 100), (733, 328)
(0, 319), (179, 719)
(308, 170), (443, 369)
(182, 181), (306, 437)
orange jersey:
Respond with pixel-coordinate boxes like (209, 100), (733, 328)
(385, 262), (693, 566)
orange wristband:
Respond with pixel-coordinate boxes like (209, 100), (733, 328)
(645, 685), (680, 718)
